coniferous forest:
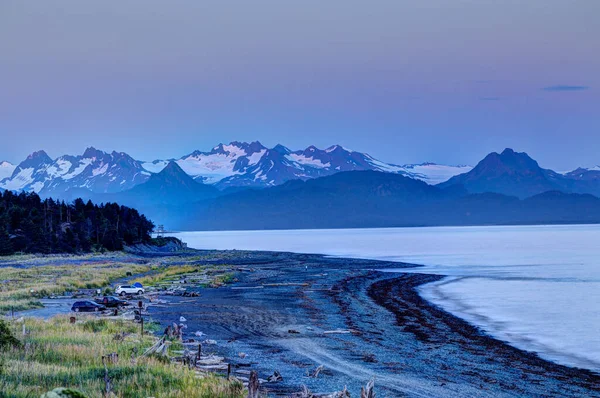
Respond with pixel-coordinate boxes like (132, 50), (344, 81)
(0, 190), (154, 255)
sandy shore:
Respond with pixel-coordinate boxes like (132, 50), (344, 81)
(143, 250), (600, 397)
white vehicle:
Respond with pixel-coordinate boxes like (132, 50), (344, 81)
(115, 285), (144, 296)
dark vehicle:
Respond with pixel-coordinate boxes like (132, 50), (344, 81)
(94, 296), (128, 308)
(71, 300), (106, 313)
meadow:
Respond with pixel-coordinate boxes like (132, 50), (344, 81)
(0, 315), (244, 397)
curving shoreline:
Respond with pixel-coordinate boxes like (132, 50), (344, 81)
(144, 250), (600, 397)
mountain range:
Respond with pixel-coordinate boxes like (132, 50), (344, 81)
(4, 145), (600, 231)
(0, 142), (471, 197)
(170, 171), (600, 230)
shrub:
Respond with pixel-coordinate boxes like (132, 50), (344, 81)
(0, 320), (22, 351)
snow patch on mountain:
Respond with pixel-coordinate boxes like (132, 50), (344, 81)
(0, 161), (16, 181)
(142, 160), (169, 174)
(287, 153), (330, 168)
(400, 163), (474, 184)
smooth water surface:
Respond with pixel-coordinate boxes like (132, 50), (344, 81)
(172, 225), (600, 373)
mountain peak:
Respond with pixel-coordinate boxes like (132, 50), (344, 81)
(272, 144), (291, 154)
(83, 146), (106, 159)
(27, 150), (51, 161)
(158, 161), (188, 176)
(440, 149), (559, 198)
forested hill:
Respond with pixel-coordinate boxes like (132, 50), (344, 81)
(0, 191), (154, 255)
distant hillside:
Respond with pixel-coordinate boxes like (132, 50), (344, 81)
(0, 191), (154, 255)
(156, 171), (600, 231)
(439, 148), (600, 198)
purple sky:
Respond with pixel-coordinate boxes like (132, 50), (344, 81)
(0, 1), (598, 170)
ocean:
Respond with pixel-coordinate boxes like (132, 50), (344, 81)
(172, 225), (600, 373)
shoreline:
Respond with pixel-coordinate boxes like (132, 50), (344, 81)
(8, 249), (600, 396)
(143, 249), (600, 397)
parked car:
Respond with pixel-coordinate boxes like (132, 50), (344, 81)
(71, 300), (106, 313)
(115, 285), (144, 296)
(94, 296), (128, 308)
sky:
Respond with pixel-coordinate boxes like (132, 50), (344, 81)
(0, 0), (598, 170)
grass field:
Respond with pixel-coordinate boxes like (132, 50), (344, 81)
(0, 316), (244, 398)
(0, 261), (152, 314)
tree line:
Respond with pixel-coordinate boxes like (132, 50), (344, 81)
(0, 190), (154, 255)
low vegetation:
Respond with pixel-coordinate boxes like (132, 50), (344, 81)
(0, 261), (151, 314)
(0, 316), (244, 397)
(134, 265), (199, 286)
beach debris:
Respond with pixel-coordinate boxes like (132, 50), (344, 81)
(239, 352), (247, 359)
(194, 331), (205, 337)
(308, 365), (325, 378)
(291, 385), (350, 398)
(267, 370), (283, 383)
(179, 316), (187, 322)
(202, 339), (217, 345)
(288, 329), (300, 334)
(196, 355), (225, 365)
(247, 370), (260, 398)
(323, 329), (358, 335)
(41, 388), (87, 398)
(360, 378), (375, 398)
(141, 336), (168, 357)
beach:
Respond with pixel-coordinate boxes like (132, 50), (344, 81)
(143, 249), (600, 397)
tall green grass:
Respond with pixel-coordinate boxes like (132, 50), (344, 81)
(0, 316), (244, 397)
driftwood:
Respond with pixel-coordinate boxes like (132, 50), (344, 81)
(141, 336), (167, 357)
(360, 378), (375, 398)
(247, 370), (260, 398)
(291, 385), (350, 398)
(267, 370), (283, 383)
(323, 329), (358, 335)
(308, 365), (324, 378)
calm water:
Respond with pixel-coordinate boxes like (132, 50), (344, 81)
(172, 225), (600, 373)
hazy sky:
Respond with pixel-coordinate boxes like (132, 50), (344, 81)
(0, 1), (598, 170)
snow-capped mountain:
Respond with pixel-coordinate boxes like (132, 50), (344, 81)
(142, 142), (471, 189)
(0, 147), (150, 195)
(0, 161), (16, 181)
(1, 151), (54, 192)
(0, 142), (471, 197)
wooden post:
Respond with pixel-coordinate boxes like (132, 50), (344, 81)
(197, 343), (202, 359)
(360, 378), (375, 398)
(247, 370), (259, 398)
(140, 317), (144, 337)
(227, 363), (231, 380)
(102, 356), (112, 397)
